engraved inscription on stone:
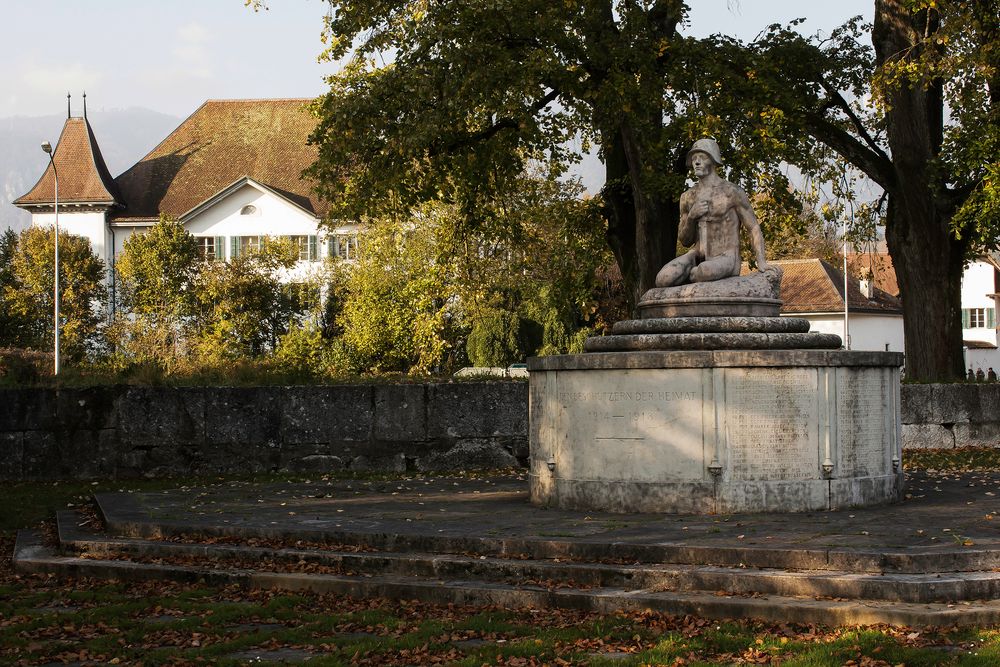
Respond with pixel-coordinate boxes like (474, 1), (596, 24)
(837, 368), (887, 476)
(725, 368), (818, 481)
(557, 369), (705, 482)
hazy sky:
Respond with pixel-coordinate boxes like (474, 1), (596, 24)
(2, 1), (874, 119)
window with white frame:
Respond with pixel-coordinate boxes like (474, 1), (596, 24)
(329, 234), (359, 260)
(230, 235), (262, 258)
(196, 236), (225, 262)
(963, 307), (996, 329)
(286, 235), (319, 262)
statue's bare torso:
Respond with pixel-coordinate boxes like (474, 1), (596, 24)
(655, 141), (772, 288)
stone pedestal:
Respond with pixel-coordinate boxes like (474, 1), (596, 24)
(527, 350), (904, 514)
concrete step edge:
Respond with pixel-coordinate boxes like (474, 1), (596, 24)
(57, 515), (1000, 605)
(16, 529), (1000, 629)
(97, 509), (999, 576)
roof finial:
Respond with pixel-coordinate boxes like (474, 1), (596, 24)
(67, 92), (71, 118)
(83, 91), (87, 119)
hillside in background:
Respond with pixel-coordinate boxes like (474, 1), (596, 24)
(0, 108), (180, 231)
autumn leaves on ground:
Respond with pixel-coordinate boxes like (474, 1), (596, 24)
(4, 451), (1000, 666)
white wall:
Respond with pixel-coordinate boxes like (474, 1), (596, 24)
(793, 312), (905, 352)
(961, 259), (998, 346)
(184, 183), (338, 282)
(32, 209), (109, 268)
(964, 348), (1000, 375)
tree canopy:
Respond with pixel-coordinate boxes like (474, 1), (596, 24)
(302, 0), (999, 380)
(704, 0), (1000, 379)
(1, 227), (105, 361)
(115, 216), (200, 317)
(305, 0), (823, 307)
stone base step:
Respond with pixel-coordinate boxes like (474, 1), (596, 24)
(52, 511), (1000, 606)
(15, 529), (1000, 628)
(96, 493), (1000, 576)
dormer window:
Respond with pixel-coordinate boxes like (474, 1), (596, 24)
(240, 204), (258, 216)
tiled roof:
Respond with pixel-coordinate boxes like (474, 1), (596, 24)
(743, 258), (903, 315)
(13, 117), (122, 207)
(847, 252), (899, 297)
(111, 99), (327, 222)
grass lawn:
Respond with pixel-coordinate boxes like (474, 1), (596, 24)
(3, 453), (1000, 665)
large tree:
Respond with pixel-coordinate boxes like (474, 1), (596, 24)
(115, 216), (200, 317)
(713, 0), (999, 381)
(304, 0), (807, 307)
(1, 227), (105, 361)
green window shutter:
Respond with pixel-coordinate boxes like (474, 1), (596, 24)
(989, 308), (996, 329)
(962, 309), (971, 328)
(308, 235), (318, 261)
(230, 236), (240, 259)
(215, 236), (225, 261)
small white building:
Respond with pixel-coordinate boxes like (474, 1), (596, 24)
(763, 258), (905, 352)
(959, 256), (1000, 372)
(849, 251), (1000, 372)
(14, 98), (355, 300)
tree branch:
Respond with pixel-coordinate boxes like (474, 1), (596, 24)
(817, 79), (890, 163)
(429, 88), (561, 156)
(799, 109), (897, 191)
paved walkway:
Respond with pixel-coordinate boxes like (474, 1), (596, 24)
(103, 468), (1000, 557)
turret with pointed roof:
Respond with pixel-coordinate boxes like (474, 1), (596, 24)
(13, 104), (122, 211)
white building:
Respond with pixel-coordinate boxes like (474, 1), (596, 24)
(766, 259), (905, 352)
(14, 99), (356, 299)
(959, 256), (1000, 372)
(849, 251), (1000, 372)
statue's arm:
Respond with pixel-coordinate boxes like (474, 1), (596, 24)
(735, 188), (772, 270)
(678, 193), (698, 247)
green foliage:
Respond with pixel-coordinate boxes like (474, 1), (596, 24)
(273, 321), (327, 376)
(0, 229), (27, 346)
(306, 0), (757, 303)
(332, 168), (614, 375)
(115, 216), (200, 316)
(1, 226), (105, 361)
(334, 207), (455, 375)
(189, 238), (298, 359)
(749, 173), (843, 266)
(466, 310), (521, 367)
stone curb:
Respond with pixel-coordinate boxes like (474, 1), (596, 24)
(94, 492), (1000, 576)
(15, 529), (1000, 628)
(55, 512), (1000, 605)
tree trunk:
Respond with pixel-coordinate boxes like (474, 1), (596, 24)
(600, 123), (677, 312)
(874, 0), (966, 381)
(602, 128), (640, 308)
(883, 197), (966, 381)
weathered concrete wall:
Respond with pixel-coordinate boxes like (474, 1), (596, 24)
(2, 381), (996, 480)
(900, 383), (1000, 449)
(0, 383), (528, 481)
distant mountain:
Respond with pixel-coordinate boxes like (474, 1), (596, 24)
(0, 108), (181, 232)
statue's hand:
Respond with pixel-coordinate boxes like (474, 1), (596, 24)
(690, 200), (710, 219)
(759, 260), (782, 276)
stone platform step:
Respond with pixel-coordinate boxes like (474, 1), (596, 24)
(96, 493), (1000, 576)
(50, 511), (1000, 605)
(16, 528), (1000, 629)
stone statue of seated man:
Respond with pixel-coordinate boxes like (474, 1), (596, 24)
(655, 138), (776, 287)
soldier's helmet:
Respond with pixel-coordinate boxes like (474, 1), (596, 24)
(686, 138), (724, 168)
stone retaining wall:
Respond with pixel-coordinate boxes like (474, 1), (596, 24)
(0, 381), (995, 480)
(900, 383), (1000, 449)
(0, 383), (527, 481)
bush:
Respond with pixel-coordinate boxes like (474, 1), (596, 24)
(467, 310), (521, 367)
(0, 348), (52, 385)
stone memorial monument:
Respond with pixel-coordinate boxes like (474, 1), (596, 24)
(528, 139), (904, 513)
